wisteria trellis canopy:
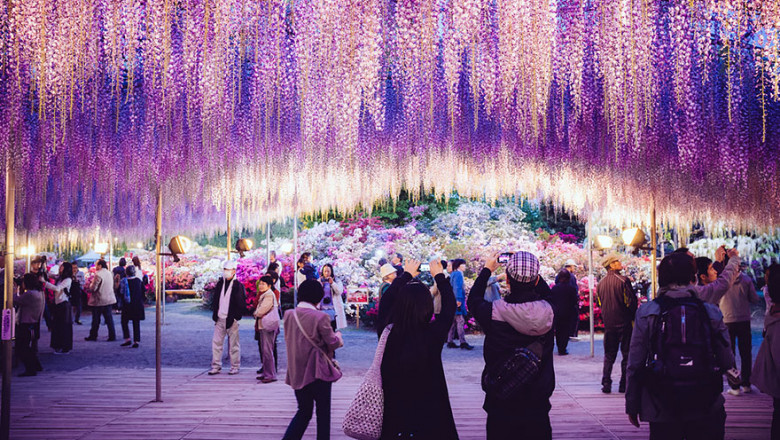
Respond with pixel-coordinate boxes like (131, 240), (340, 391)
(1, 0), (780, 242)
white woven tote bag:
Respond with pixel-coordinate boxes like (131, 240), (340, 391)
(342, 324), (393, 440)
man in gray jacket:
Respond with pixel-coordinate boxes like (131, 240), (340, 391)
(626, 253), (734, 439)
(85, 259), (117, 341)
(719, 262), (761, 395)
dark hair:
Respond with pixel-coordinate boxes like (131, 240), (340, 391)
(766, 263), (780, 303)
(267, 262), (280, 272)
(132, 256), (142, 268)
(378, 258), (388, 267)
(268, 271), (279, 283)
(126, 265), (137, 277)
(673, 247), (691, 254)
(71, 260), (79, 267)
(451, 259), (467, 271)
(258, 275), (274, 287)
(556, 270), (571, 284)
(298, 279), (324, 305)
(58, 262), (74, 283)
(658, 253), (696, 288)
(301, 252), (311, 260)
(96, 259), (108, 269)
(508, 276), (537, 294)
(695, 257), (712, 284)
(118, 258), (127, 267)
(395, 253), (403, 261)
(23, 273), (41, 290)
(321, 263), (335, 278)
(441, 260), (448, 270)
(388, 282), (434, 336)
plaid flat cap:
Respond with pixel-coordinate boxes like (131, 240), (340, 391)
(506, 251), (540, 283)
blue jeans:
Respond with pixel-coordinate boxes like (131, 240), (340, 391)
(88, 305), (116, 340)
(283, 380), (332, 440)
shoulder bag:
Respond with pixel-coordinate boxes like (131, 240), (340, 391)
(260, 292), (281, 332)
(343, 324), (392, 440)
(293, 310), (342, 378)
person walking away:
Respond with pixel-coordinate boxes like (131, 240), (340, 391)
(254, 275), (280, 383)
(376, 259), (458, 439)
(626, 253), (734, 439)
(112, 257), (127, 311)
(208, 260), (246, 375)
(70, 261), (85, 325)
(447, 259), (474, 350)
(468, 252), (555, 439)
(752, 263), (780, 439)
(14, 274), (44, 375)
(282, 280), (343, 440)
(551, 270), (579, 355)
(597, 254), (638, 393)
(431, 260), (450, 319)
(131, 256), (149, 287)
(42, 262), (74, 354)
(85, 259), (117, 341)
(719, 261), (761, 395)
(119, 265), (145, 347)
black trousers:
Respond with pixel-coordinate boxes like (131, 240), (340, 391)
(602, 325), (632, 387)
(121, 315), (141, 342)
(50, 301), (73, 352)
(282, 380), (332, 440)
(725, 321), (752, 387)
(554, 315), (571, 353)
(648, 407), (725, 440)
(89, 305), (116, 339)
(15, 323), (42, 373)
(486, 401), (552, 440)
(773, 397), (780, 440)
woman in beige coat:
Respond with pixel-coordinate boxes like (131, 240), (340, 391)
(254, 275), (280, 383)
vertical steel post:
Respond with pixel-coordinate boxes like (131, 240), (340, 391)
(2, 158), (15, 440)
(587, 221), (595, 357)
(651, 200), (658, 299)
(154, 189), (162, 402)
(226, 203), (232, 261)
(266, 218), (271, 266)
(293, 212), (298, 307)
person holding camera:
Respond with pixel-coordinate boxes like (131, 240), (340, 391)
(319, 264), (346, 331)
(468, 252), (555, 439)
(377, 258), (459, 439)
(42, 262), (75, 354)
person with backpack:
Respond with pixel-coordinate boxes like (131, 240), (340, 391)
(597, 254), (639, 393)
(626, 252), (734, 439)
(752, 263), (780, 439)
(550, 270), (579, 355)
(468, 252), (555, 440)
(41, 262), (74, 354)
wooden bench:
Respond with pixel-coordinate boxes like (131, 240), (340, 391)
(164, 289), (199, 298)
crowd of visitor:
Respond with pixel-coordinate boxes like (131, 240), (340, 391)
(5, 241), (778, 440)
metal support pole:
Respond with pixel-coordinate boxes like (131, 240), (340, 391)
(154, 189), (162, 402)
(161, 234), (166, 326)
(651, 201), (658, 299)
(293, 212), (298, 307)
(266, 218), (271, 266)
(587, 221), (594, 357)
(2, 158), (15, 440)
(25, 231), (30, 273)
(226, 203), (232, 261)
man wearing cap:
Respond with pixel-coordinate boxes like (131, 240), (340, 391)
(468, 252), (555, 439)
(556, 259), (580, 339)
(596, 254), (638, 394)
(208, 260), (247, 375)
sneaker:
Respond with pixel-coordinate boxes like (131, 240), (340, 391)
(228, 367), (240, 375)
(558, 350), (569, 356)
(727, 388), (741, 396)
(569, 337), (581, 342)
(446, 342), (458, 348)
(74, 321), (82, 325)
(207, 368), (221, 375)
(460, 343), (474, 350)
(256, 368), (263, 375)
(132, 343), (139, 348)
(740, 385), (752, 394)
(120, 341), (132, 347)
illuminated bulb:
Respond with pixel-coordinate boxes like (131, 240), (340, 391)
(595, 235), (614, 249)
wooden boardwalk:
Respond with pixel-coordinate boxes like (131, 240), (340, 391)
(8, 366), (773, 439)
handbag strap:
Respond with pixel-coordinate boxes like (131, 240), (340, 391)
(293, 310), (338, 368)
(367, 324), (393, 375)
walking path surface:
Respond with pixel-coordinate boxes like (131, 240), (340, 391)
(8, 302), (773, 439)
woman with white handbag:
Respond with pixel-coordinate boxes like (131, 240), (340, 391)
(254, 275), (281, 383)
(371, 259), (458, 439)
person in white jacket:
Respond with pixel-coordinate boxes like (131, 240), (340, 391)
(42, 262), (74, 353)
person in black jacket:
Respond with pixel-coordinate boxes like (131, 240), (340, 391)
(550, 270), (579, 355)
(468, 252), (555, 440)
(208, 260), (247, 375)
(377, 259), (458, 439)
(596, 254), (638, 393)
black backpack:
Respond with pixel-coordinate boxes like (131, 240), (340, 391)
(644, 292), (721, 413)
(69, 279), (82, 301)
